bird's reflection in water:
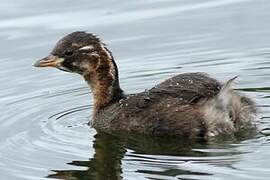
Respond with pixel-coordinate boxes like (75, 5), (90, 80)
(48, 132), (126, 180)
(47, 130), (257, 180)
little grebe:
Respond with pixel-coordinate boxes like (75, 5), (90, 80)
(34, 32), (256, 140)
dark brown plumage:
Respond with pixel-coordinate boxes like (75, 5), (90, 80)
(34, 31), (257, 140)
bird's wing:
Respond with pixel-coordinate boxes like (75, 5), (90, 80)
(149, 72), (222, 104)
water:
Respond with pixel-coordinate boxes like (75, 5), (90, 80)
(0, 0), (270, 179)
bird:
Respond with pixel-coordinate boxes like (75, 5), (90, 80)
(34, 31), (257, 140)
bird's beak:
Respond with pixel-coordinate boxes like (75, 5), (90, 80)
(33, 55), (64, 68)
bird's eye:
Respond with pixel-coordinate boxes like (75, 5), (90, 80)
(64, 50), (73, 56)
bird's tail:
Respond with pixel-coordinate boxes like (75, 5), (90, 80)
(201, 76), (239, 137)
(216, 76), (238, 109)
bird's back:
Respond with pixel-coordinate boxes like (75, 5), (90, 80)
(150, 72), (221, 104)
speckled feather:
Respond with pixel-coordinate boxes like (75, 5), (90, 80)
(93, 73), (221, 138)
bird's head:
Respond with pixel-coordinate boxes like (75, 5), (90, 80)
(34, 31), (114, 77)
(34, 32), (123, 114)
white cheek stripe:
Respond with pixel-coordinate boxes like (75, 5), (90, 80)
(79, 45), (94, 51)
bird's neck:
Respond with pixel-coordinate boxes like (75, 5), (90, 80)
(84, 54), (123, 117)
